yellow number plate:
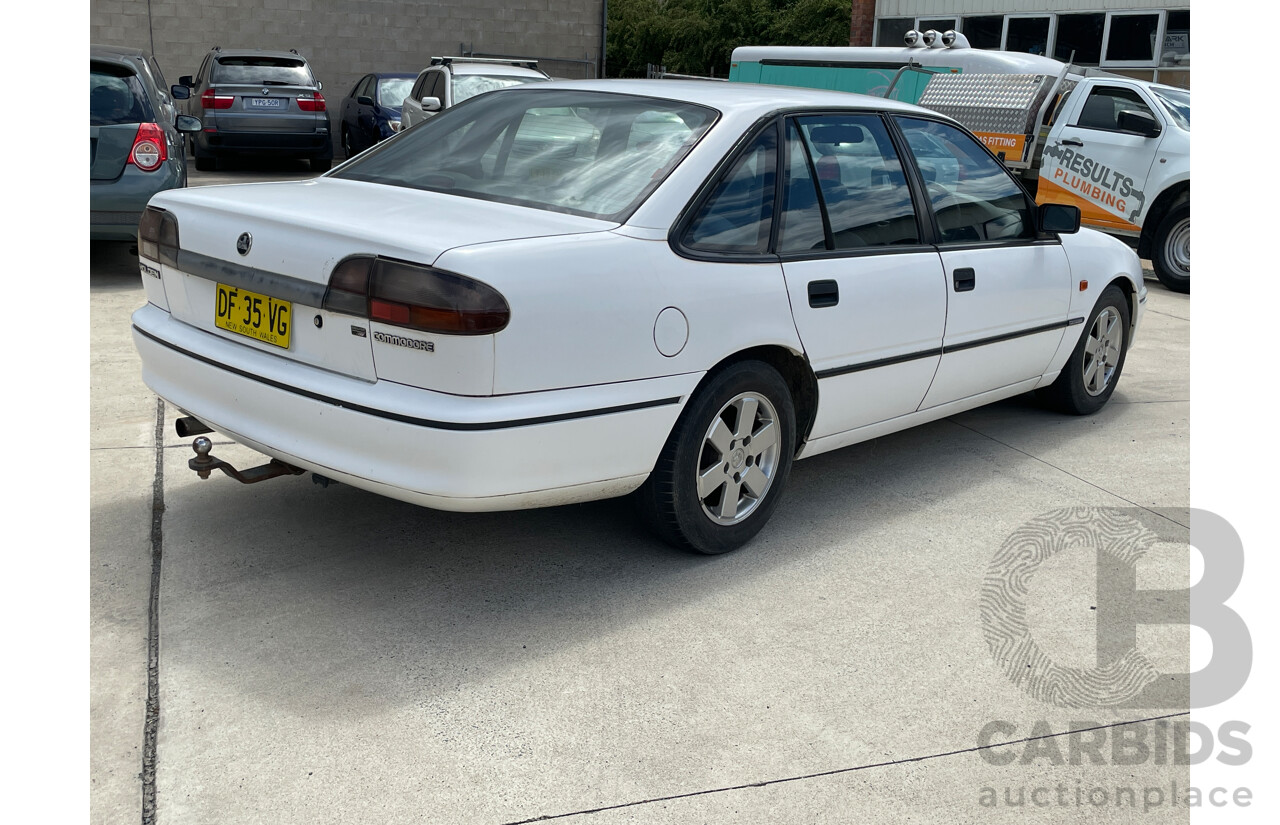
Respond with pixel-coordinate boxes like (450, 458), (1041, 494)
(214, 283), (292, 349)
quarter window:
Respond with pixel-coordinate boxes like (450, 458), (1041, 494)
(684, 125), (777, 254)
(895, 117), (1034, 244)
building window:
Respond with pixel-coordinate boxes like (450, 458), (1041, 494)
(1162, 11), (1190, 66)
(1104, 13), (1161, 63)
(1054, 13), (1105, 64)
(1006, 16), (1052, 56)
(962, 16), (1003, 49)
(918, 18), (959, 34)
(876, 17), (914, 47)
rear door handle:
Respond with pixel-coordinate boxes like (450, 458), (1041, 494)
(808, 279), (839, 308)
(953, 268), (976, 292)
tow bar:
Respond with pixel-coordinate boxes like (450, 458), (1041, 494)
(188, 436), (306, 484)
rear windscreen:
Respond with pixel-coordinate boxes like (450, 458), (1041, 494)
(91, 63), (153, 125)
(213, 56), (314, 86)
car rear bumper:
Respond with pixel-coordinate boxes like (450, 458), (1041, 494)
(197, 130), (333, 158)
(132, 303), (695, 511)
(90, 162), (185, 239)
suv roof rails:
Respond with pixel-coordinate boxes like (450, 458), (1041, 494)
(212, 45), (221, 52)
(430, 56), (539, 71)
(289, 49), (299, 54)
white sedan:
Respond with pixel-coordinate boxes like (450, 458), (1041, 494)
(133, 79), (1145, 554)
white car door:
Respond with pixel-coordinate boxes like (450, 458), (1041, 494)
(775, 114), (947, 438)
(1036, 80), (1165, 234)
(892, 116), (1071, 408)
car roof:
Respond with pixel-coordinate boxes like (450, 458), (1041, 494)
(524, 78), (945, 119)
(92, 43), (149, 60)
(447, 62), (548, 78)
(372, 72), (418, 79)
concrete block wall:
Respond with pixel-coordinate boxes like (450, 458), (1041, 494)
(92, 0), (604, 153)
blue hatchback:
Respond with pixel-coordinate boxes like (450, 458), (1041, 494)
(91, 45), (201, 241)
(337, 73), (417, 158)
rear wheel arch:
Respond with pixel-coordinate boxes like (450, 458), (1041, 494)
(690, 345), (818, 455)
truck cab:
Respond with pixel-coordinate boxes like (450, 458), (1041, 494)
(728, 33), (1190, 292)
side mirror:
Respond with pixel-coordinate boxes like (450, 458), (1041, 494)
(1116, 109), (1162, 138)
(178, 75), (194, 87)
(175, 115), (202, 133)
(1037, 203), (1081, 234)
(171, 85), (190, 100)
(421, 96), (442, 112)
(357, 95), (375, 106)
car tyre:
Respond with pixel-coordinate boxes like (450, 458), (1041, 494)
(310, 158), (332, 172)
(1039, 285), (1131, 415)
(341, 127), (352, 159)
(1152, 202), (1189, 294)
(636, 361), (795, 554)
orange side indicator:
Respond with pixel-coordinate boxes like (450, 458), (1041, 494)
(1079, 280), (1089, 291)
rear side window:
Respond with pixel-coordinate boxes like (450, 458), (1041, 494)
(90, 63), (152, 125)
(452, 74), (545, 106)
(788, 114), (920, 251)
(213, 56), (314, 86)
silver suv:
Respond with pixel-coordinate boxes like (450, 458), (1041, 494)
(178, 46), (333, 172)
(400, 57), (550, 130)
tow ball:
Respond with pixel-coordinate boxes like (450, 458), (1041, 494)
(188, 436), (306, 484)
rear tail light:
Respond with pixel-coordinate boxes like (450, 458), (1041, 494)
(296, 92), (326, 112)
(200, 88), (233, 109)
(129, 123), (167, 172)
(138, 207), (180, 268)
(323, 256), (509, 335)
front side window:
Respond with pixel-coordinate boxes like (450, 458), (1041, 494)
(1074, 87), (1155, 131)
(336, 89), (715, 221)
(784, 115), (919, 252)
(684, 125), (777, 254)
(895, 117), (1034, 244)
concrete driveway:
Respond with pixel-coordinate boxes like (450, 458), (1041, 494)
(91, 164), (1192, 823)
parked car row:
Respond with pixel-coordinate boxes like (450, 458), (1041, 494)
(90, 46), (555, 241)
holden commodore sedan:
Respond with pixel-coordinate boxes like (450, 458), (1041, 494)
(132, 80), (1145, 554)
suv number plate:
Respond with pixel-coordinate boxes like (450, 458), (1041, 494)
(215, 284), (292, 349)
(248, 97), (283, 108)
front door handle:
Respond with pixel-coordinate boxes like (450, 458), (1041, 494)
(808, 279), (839, 308)
(1060, 137), (1084, 147)
(953, 268), (976, 292)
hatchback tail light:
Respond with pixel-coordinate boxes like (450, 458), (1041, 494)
(200, 88), (234, 109)
(296, 92), (326, 112)
(138, 207), (180, 268)
(128, 123), (167, 172)
(323, 256), (509, 335)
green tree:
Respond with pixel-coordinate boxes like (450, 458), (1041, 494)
(607, 0), (853, 78)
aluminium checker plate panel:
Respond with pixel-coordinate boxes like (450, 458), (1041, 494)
(917, 73), (1058, 165)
